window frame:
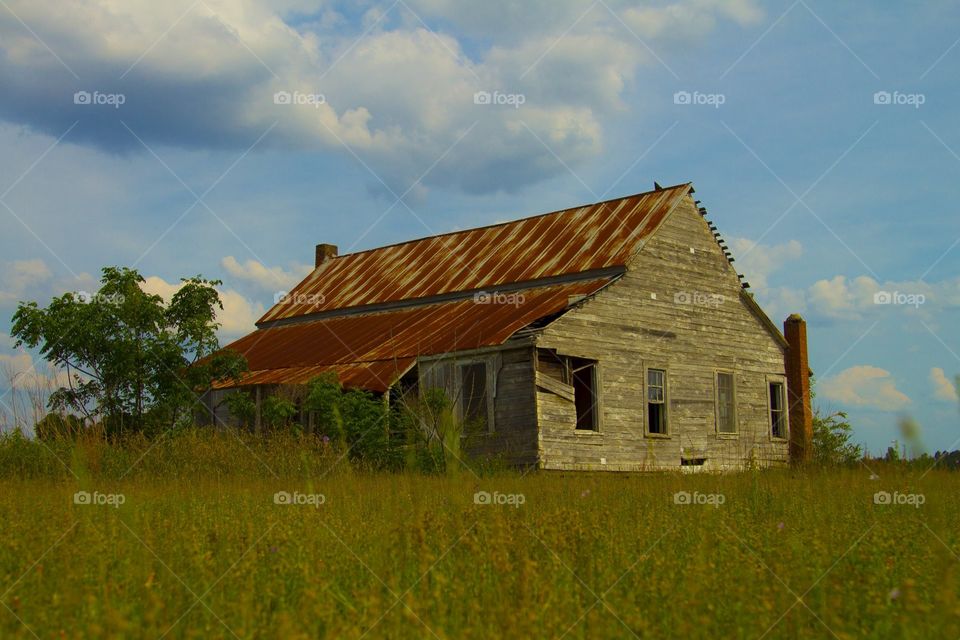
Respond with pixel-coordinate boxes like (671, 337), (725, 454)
(535, 349), (603, 435)
(570, 358), (601, 432)
(766, 375), (789, 441)
(449, 355), (498, 435)
(714, 369), (738, 437)
(644, 366), (670, 438)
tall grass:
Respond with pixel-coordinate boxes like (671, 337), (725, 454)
(0, 428), (345, 480)
(0, 431), (957, 638)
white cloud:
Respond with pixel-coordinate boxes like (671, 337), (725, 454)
(623, 0), (763, 40)
(730, 237), (802, 290)
(807, 275), (879, 320)
(750, 269), (960, 323)
(0, 350), (71, 390)
(930, 367), (959, 403)
(221, 256), (311, 293)
(409, 0), (763, 42)
(141, 275), (263, 338)
(820, 365), (911, 412)
(217, 289), (266, 336)
(0, 259), (53, 303)
(0, 0), (763, 194)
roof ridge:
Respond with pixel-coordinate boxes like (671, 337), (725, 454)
(258, 268), (623, 329)
(324, 182), (693, 261)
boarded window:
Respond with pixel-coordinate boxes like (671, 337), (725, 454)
(769, 381), (786, 438)
(460, 362), (488, 427)
(647, 368), (667, 434)
(717, 372), (736, 434)
(571, 359), (598, 431)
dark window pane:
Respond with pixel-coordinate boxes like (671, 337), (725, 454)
(648, 402), (665, 434)
(718, 372), (736, 433)
(647, 369), (667, 434)
(573, 361), (597, 431)
(769, 382), (785, 438)
(769, 382), (783, 412)
(460, 363), (487, 426)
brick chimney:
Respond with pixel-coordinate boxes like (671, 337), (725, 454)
(784, 314), (813, 465)
(315, 243), (338, 267)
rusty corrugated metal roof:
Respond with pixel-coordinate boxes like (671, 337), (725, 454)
(212, 360), (415, 393)
(218, 278), (614, 391)
(258, 184), (691, 324)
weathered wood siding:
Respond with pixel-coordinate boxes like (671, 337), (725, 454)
(418, 345), (539, 466)
(536, 195), (789, 471)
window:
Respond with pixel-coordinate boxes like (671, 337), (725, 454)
(460, 362), (488, 428)
(717, 372), (736, 434)
(647, 368), (667, 434)
(571, 358), (599, 430)
(769, 381), (786, 438)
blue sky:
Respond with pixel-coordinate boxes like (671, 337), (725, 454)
(0, 0), (958, 454)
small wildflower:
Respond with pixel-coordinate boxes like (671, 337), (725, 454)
(777, 521), (785, 532)
(581, 489), (590, 498)
(888, 587), (900, 601)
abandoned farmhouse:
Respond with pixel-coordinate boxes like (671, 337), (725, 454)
(210, 183), (813, 471)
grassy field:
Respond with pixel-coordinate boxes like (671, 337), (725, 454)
(0, 434), (958, 639)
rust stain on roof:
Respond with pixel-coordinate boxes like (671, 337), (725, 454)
(218, 278), (614, 391)
(259, 184), (691, 323)
(212, 360), (415, 393)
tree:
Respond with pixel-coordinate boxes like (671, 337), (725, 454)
(812, 409), (862, 465)
(261, 395), (297, 429)
(810, 376), (863, 466)
(303, 373), (344, 442)
(11, 267), (246, 434)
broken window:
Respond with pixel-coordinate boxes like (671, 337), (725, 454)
(769, 381), (786, 438)
(459, 362), (488, 428)
(570, 358), (598, 431)
(647, 368), (667, 434)
(536, 349), (600, 431)
(717, 372), (736, 434)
